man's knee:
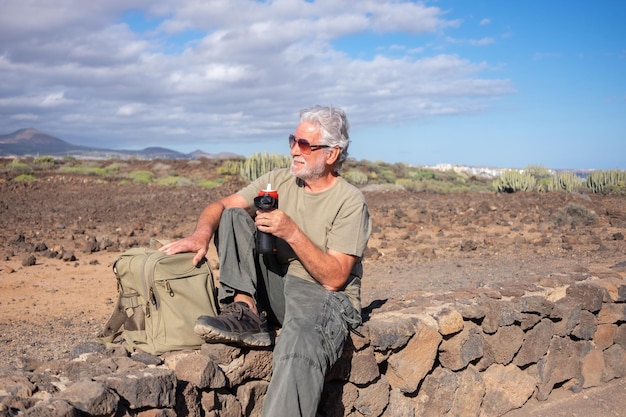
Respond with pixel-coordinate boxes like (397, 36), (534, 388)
(275, 316), (339, 365)
(216, 208), (255, 240)
(221, 207), (249, 222)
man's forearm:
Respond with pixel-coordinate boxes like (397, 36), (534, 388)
(192, 201), (226, 243)
(286, 226), (355, 291)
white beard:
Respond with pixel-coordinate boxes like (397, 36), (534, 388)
(290, 155), (327, 181)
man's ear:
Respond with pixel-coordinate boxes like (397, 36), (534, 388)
(325, 147), (340, 166)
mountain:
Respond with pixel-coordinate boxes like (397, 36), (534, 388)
(0, 128), (90, 155)
(0, 128), (242, 160)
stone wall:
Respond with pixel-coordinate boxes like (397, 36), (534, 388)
(2, 275), (625, 417)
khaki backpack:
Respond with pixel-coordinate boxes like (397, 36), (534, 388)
(98, 243), (218, 355)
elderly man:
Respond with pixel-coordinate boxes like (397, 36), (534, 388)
(161, 105), (371, 417)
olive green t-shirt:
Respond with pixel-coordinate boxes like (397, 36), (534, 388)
(237, 168), (371, 308)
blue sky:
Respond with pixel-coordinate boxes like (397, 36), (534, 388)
(1, 1), (624, 169)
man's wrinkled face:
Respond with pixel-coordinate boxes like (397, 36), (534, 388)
(289, 122), (328, 181)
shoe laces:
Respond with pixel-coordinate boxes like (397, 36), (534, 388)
(219, 301), (268, 332)
(221, 301), (252, 321)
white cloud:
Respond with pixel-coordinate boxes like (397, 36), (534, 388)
(445, 36), (495, 46)
(469, 37), (495, 46)
(532, 52), (562, 61)
(0, 0), (158, 42)
(41, 92), (70, 107)
(117, 103), (144, 116)
(11, 113), (39, 121)
(0, 0), (513, 150)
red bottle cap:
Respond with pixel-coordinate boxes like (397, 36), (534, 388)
(258, 183), (278, 198)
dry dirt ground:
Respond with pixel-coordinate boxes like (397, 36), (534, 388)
(1, 163), (625, 415)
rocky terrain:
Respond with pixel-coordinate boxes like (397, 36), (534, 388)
(0, 159), (625, 415)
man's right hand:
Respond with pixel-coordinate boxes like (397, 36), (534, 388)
(159, 193), (249, 266)
(159, 235), (209, 266)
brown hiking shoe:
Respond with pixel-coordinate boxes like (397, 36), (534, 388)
(194, 302), (272, 347)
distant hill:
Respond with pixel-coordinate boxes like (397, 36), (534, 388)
(0, 128), (242, 160)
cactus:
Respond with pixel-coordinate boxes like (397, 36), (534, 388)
(586, 170), (626, 194)
(240, 153), (291, 182)
(523, 164), (552, 180)
(492, 170), (537, 193)
(217, 160), (243, 176)
(546, 171), (583, 192)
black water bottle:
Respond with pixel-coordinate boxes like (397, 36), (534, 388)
(253, 185), (279, 254)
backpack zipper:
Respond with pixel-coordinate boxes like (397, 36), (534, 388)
(140, 252), (152, 308)
(165, 281), (175, 297)
(145, 251), (169, 310)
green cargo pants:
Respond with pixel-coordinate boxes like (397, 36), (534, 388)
(215, 208), (361, 417)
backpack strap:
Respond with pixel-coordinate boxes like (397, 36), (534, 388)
(96, 293), (126, 344)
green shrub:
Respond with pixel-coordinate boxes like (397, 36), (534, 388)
(408, 169), (437, 181)
(397, 177), (481, 193)
(14, 174), (36, 182)
(34, 156), (56, 167)
(523, 165), (552, 180)
(58, 165), (83, 174)
(600, 184), (626, 196)
(127, 170), (155, 184)
(389, 162), (410, 178)
(58, 163), (118, 177)
(155, 176), (192, 186)
(9, 159), (32, 174)
(377, 168), (396, 184)
(397, 178), (425, 192)
(439, 170), (467, 184)
(34, 156), (54, 163)
(343, 169), (369, 185)
(555, 203), (597, 228)
(152, 162), (171, 172)
(197, 179), (225, 188)
(103, 164), (120, 175)
(366, 162), (397, 184)
(104, 162), (126, 172)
